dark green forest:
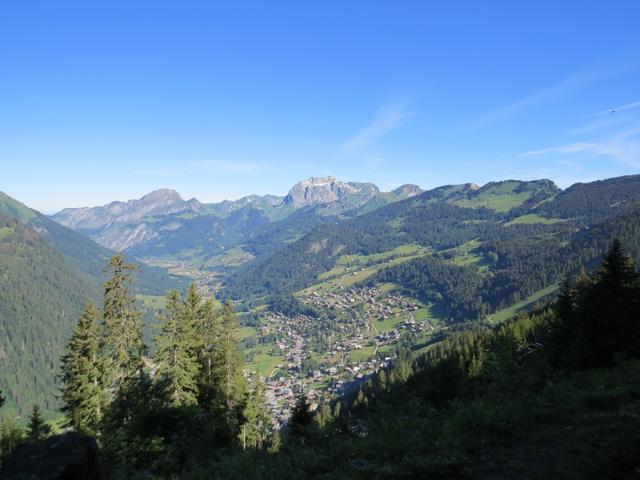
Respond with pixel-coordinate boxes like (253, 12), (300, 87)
(0, 193), (185, 416)
(0, 213), (96, 413)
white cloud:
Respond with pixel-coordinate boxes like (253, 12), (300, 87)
(343, 101), (413, 152)
(473, 55), (636, 126)
(524, 142), (598, 156)
(566, 115), (629, 135)
(589, 100), (640, 117)
(523, 127), (640, 168)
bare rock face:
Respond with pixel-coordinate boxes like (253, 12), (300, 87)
(48, 177), (424, 254)
(52, 189), (202, 231)
(391, 184), (423, 199)
(283, 177), (376, 207)
(0, 433), (103, 480)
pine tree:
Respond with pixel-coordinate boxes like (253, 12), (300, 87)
(195, 298), (221, 411)
(589, 240), (640, 361)
(219, 302), (247, 409)
(182, 284), (204, 361)
(241, 373), (271, 449)
(155, 289), (200, 407)
(288, 392), (314, 439)
(0, 415), (24, 456)
(315, 399), (333, 428)
(26, 404), (52, 441)
(596, 239), (638, 295)
(101, 255), (146, 397)
(59, 302), (103, 435)
(212, 301), (247, 438)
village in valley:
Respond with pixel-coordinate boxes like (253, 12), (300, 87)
(240, 285), (441, 430)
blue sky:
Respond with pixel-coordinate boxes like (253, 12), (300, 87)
(1, 1), (640, 212)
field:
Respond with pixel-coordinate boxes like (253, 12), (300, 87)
(300, 244), (429, 294)
(238, 326), (257, 340)
(448, 239), (491, 269)
(137, 294), (166, 309)
(347, 344), (376, 363)
(488, 283), (559, 323)
(506, 213), (566, 226)
(246, 350), (284, 377)
(453, 182), (533, 212)
(0, 226), (13, 239)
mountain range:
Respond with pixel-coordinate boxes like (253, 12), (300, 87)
(51, 177), (423, 272)
(5, 173), (640, 416)
(0, 191), (185, 415)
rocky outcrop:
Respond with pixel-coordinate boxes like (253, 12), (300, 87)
(390, 184), (423, 199)
(48, 177), (424, 253)
(283, 177), (379, 207)
(0, 433), (103, 480)
(52, 189), (203, 231)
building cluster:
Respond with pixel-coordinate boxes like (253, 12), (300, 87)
(246, 286), (435, 427)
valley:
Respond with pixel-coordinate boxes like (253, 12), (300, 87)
(4, 174), (640, 425)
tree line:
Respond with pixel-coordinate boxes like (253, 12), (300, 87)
(1, 254), (272, 476)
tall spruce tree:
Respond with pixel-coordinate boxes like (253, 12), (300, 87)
(26, 404), (52, 441)
(59, 302), (103, 435)
(241, 373), (271, 449)
(587, 240), (640, 362)
(195, 298), (221, 412)
(0, 415), (24, 457)
(101, 255), (146, 396)
(155, 289), (200, 407)
(288, 392), (314, 440)
(214, 302), (247, 437)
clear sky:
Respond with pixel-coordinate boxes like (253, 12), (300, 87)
(1, 1), (640, 212)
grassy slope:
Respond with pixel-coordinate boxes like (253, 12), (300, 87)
(488, 283), (559, 323)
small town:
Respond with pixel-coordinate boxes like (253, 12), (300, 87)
(243, 286), (438, 428)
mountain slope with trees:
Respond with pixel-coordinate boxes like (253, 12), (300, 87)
(0, 192), (184, 416)
(0, 212), (96, 414)
(4, 240), (638, 479)
(223, 175), (640, 325)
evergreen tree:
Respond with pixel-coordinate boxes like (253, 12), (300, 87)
(315, 399), (333, 428)
(585, 240), (640, 363)
(195, 298), (220, 412)
(59, 302), (103, 435)
(0, 415), (24, 457)
(213, 302), (247, 438)
(241, 373), (271, 449)
(288, 392), (314, 439)
(155, 289), (200, 407)
(101, 255), (146, 397)
(26, 404), (52, 441)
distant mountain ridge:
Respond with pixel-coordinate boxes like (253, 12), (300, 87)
(222, 176), (640, 320)
(50, 177), (424, 265)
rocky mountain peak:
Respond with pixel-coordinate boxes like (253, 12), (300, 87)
(392, 184), (423, 198)
(139, 188), (184, 204)
(284, 176), (361, 207)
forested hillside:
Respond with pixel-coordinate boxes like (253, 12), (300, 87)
(224, 176), (640, 324)
(3, 240), (637, 479)
(1, 191), (185, 296)
(0, 192), (185, 416)
(0, 213), (96, 414)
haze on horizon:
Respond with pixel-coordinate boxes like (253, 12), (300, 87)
(1, 1), (640, 212)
